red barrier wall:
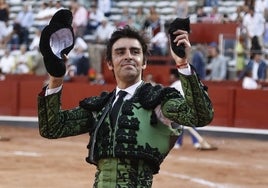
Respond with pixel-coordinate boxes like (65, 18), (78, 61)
(0, 74), (268, 129)
(61, 83), (115, 109)
(18, 81), (45, 116)
(0, 81), (18, 115)
(207, 87), (235, 127)
(234, 89), (268, 129)
(102, 64), (174, 86)
(189, 23), (238, 44)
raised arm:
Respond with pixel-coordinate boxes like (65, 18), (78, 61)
(37, 9), (93, 139)
(162, 17), (214, 126)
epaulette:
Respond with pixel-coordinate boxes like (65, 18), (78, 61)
(79, 91), (114, 111)
(137, 83), (182, 110)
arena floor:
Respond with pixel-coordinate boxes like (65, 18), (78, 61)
(0, 124), (267, 188)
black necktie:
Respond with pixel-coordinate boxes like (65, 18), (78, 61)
(110, 90), (127, 126)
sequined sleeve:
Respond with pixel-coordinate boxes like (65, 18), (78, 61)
(161, 73), (214, 127)
(38, 90), (93, 139)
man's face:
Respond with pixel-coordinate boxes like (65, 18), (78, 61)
(208, 47), (217, 57)
(254, 53), (262, 62)
(107, 38), (146, 85)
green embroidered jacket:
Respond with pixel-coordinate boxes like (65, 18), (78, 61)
(38, 72), (213, 174)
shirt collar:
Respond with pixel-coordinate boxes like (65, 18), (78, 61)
(115, 80), (143, 97)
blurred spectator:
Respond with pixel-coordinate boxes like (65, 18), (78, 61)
(254, 0), (267, 15)
(88, 44), (104, 73)
(13, 44), (33, 74)
(264, 53), (268, 82)
(35, 1), (53, 30)
(243, 6), (265, 48)
(133, 6), (147, 31)
(197, 0), (206, 6)
(222, 13), (231, 23)
(94, 17), (115, 44)
(206, 6), (223, 23)
(73, 36), (88, 51)
(191, 44), (206, 80)
(205, 0), (219, 7)
(125, 15), (140, 31)
(251, 35), (262, 51)
(144, 74), (157, 86)
(97, 0), (112, 17)
(29, 28), (41, 51)
(8, 23), (25, 50)
(150, 24), (168, 56)
(238, 50), (267, 82)
(0, 68), (5, 80)
(229, 6), (245, 22)
(196, 6), (207, 22)
(175, 0), (189, 18)
(73, 46), (90, 76)
(244, 0), (255, 8)
(89, 17), (115, 73)
(0, 0), (9, 22)
(70, 0), (89, 37)
(235, 35), (247, 77)
(236, 17), (248, 47)
(263, 21), (268, 48)
(14, 4), (34, 47)
(241, 4), (250, 16)
(63, 37), (87, 80)
(68, 37), (88, 65)
(242, 70), (262, 89)
(64, 63), (77, 82)
(48, 0), (64, 14)
(264, 3), (268, 21)
(0, 48), (16, 74)
(143, 6), (161, 37)
(206, 42), (227, 81)
(91, 72), (105, 85)
(86, 3), (104, 34)
(0, 18), (7, 35)
(31, 50), (47, 76)
(117, 6), (131, 28)
(0, 20), (12, 48)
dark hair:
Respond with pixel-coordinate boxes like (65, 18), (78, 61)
(105, 25), (150, 64)
(250, 36), (262, 58)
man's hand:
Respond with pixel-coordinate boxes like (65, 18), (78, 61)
(169, 29), (191, 67)
(47, 54), (68, 89)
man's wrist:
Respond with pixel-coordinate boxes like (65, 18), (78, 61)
(48, 77), (64, 89)
(176, 63), (189, 69)
(45, 84), (62, 96)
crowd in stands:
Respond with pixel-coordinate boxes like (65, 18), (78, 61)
(0, 0), (267, 89)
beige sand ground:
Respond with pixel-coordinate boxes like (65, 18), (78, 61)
(0, 125), (267, 188)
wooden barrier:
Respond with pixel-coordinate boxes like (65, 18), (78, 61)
(0, 81), (18, 115)
(147, 55), (173, 65)
(61, 83), (115, 109)
(206, 87), (236, 127)
(102, 64), (174, 86)
(203, 80), (242, 88)
(0, 75), (268, 129)
(189, 23), (238, 44)
(18, 80), (45, 116)
(5, 74), (48, 82)
(234, 88), (268, 129)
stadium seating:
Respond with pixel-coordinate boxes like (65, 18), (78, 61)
(4, 0), (245, 47)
